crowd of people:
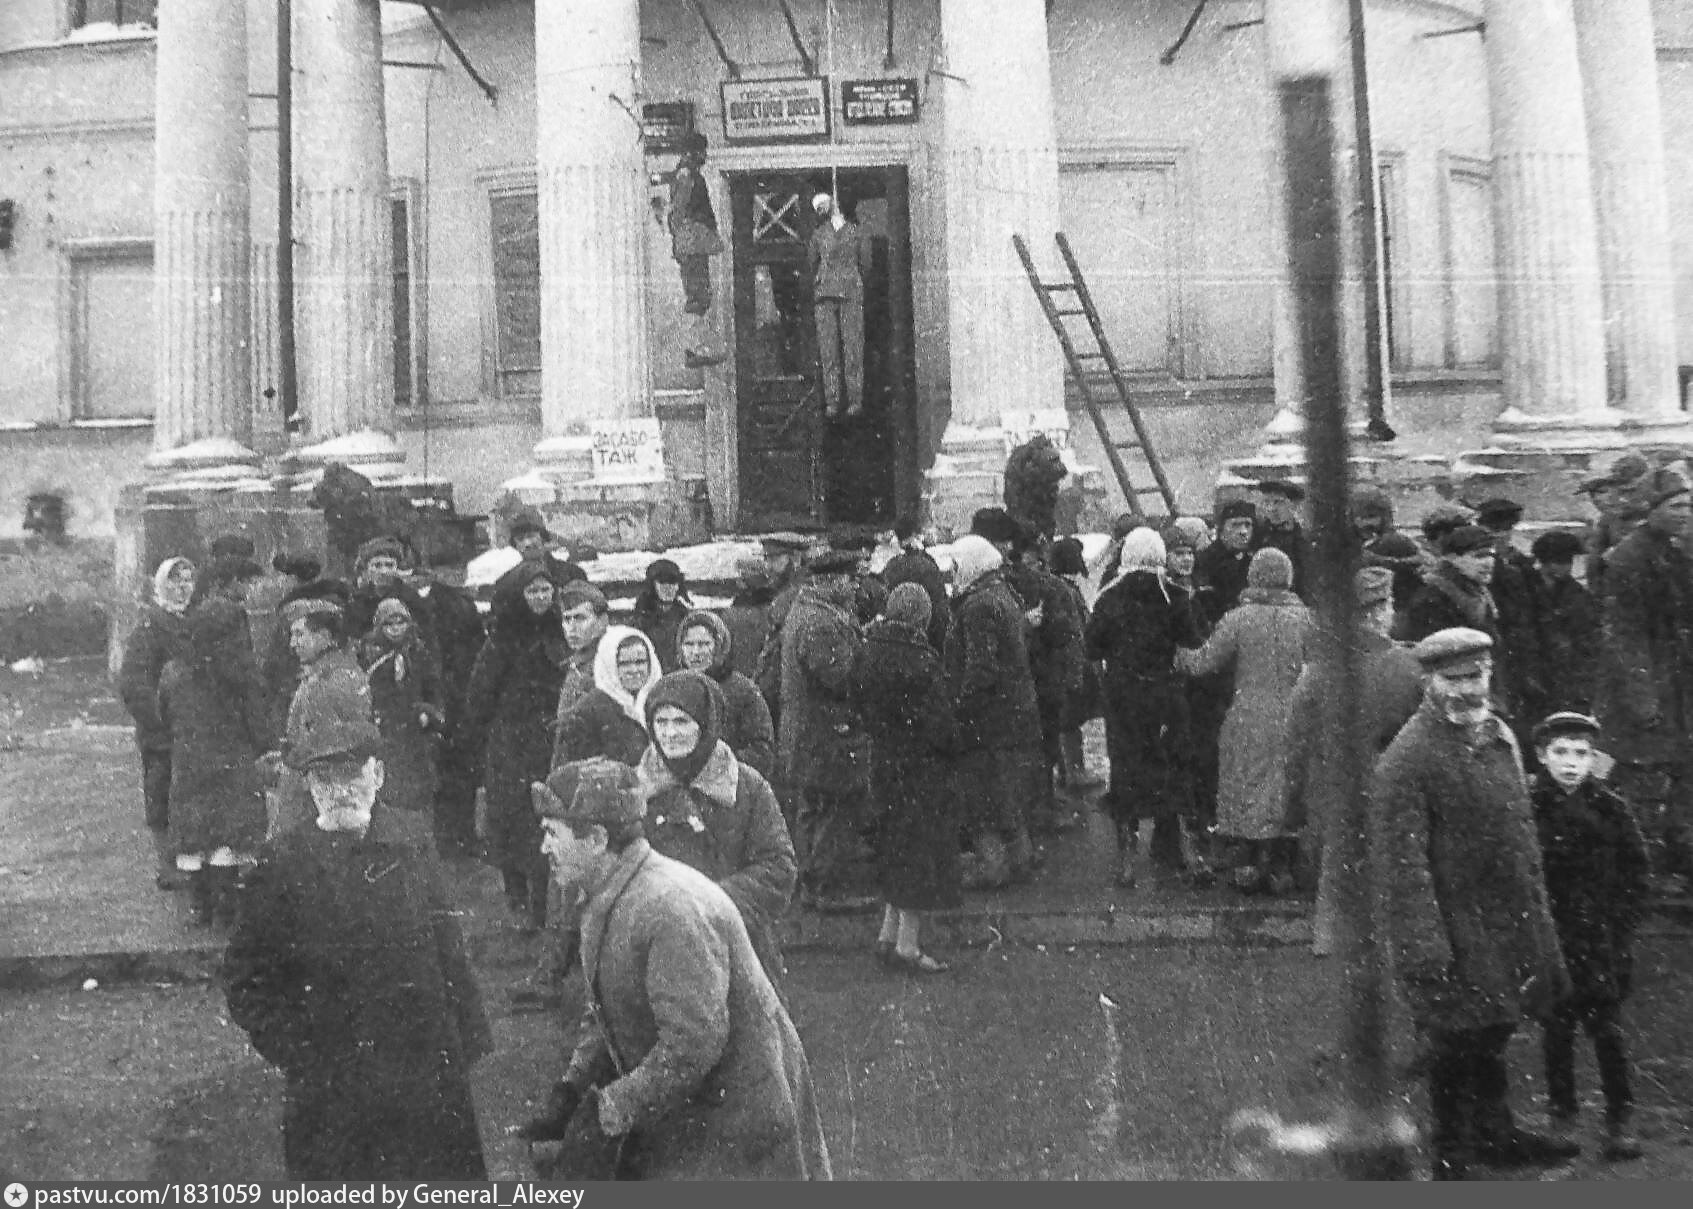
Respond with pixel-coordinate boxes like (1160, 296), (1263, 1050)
(110, 446), (1693, 1179)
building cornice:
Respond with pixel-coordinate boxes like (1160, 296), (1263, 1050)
(0, 117), (153, 141)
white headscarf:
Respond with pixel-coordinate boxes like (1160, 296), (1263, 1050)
(152, 556), (196, 614)
(1106, 528), (1170, 600)
(593, 625), (664, 727)
(950, 535), (1003, 595)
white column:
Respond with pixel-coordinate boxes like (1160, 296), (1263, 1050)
(292, 0), (402, 466)
(533, 0), (650, 467)
(936, 0), (1064, 431)
(1573, 0), (1683, 425)
(150, 0), (258, 470)
(1485, 0), (1614, 437)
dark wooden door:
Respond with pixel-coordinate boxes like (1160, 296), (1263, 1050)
(732, 174), (822, 529)
(731, 167), (916, 531)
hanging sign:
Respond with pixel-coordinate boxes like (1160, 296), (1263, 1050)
(721, 76), (831, 144)
(841, 78), (920, 125)
(1000, 409), (1072, 456)
(590, 418), (668, 483)
(642, 101), (696, 155)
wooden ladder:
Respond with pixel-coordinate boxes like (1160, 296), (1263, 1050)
(1013, 232), (1179, 520)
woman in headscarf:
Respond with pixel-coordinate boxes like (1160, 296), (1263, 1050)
(633, 558), (692, 673)
(156, 599), (277, 926)
(119, 556), (197, 889)
(854, 583), (961, 973)
(675, 609), (776, 779)
(638, 670), (798, 983)
(1085, 528), (1204, 889)
(359, 597), (444, 817)
(463, 561), (569, 928)
(1175, 547), (1313, 894)
(551, 625), (662, 770)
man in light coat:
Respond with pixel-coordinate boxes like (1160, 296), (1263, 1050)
(517, 758), (831, 1181)
(1369, 627), (1577, 1180)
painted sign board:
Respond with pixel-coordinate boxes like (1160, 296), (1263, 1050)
(1000, 409), (1072, 456)
(721, 76), (831, 143)
(841, 78), (919, 125)
(590, 418), (667, 484)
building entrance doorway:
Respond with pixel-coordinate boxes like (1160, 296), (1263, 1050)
(729, 166), (917, 531)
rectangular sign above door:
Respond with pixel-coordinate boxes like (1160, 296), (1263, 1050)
(721, 77), (831, 144)
(841, 79), (920, 125)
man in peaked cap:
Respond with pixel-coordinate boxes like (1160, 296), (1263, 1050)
(1474, 499), (1541, 727)
(1370, 626), (1576, 1179)
(1251, 479), (1309, 599)
(1595, 463), (1693, 895)
(225, 713), (491, 1180)
(1402, 526), (1514, 716)
(518, 758), (831, 1180)
(1581, 453), (1654, 595)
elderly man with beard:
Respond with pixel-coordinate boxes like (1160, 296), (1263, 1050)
(1370, 628), (1576, 1180)
(516, 758), (830, 1180)
(225, 718), (491, 1180)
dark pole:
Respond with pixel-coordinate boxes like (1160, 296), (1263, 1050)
(1279, 69), (1413, 1180)
(277, 0), (299, 436)
(1348, 0), (1396, 442)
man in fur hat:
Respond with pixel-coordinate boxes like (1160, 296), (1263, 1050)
(1195, 499), (1257, 614)
(517, 758), (830, 1180)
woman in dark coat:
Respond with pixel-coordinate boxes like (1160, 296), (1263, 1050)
(1085, 529), (1203, 889)
(632, 557), (692, 673)
(551, 625), (661, 769)
(119, 555), (196, 887)
(854, 583), (961, 973)
(637, 670), (798, 984)
(224, 724), (490, 1180)
(156, 599), (277, 926)
(358, 597), (444, 816)
(463, 562), (568, 927)
(675, 608), (777, 780)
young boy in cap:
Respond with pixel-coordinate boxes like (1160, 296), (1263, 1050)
(1529, 711), (1649, 1162)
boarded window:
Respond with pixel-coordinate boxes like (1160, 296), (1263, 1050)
(71, 0), (157, 29)
(73, 251), (154, 420)
(490, 190), (541, 397)
(1444, 165), (1498, 370)
(1059, 160), (1181, 377)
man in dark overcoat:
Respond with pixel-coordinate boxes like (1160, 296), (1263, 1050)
(1401, 525), (1514, 715)
(224, 718), (490, 1180)
(777, 550), (873, 909)
(1597, 466), (1693, 893)
(752, 532), (815, 731)
(409, 561), (487, 860)
(1369, 628), (1576, 1180)
(1194, 499), (1256, 614)
(1250, 479), (1309, 599)
(1476, 498), (1541, 717)
(881, 514), (950, 655)
(1523, 530), (1601, 719)
(518, 759), (831, 1180)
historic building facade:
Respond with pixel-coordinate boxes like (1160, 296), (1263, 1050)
(3, 0), (1693, 544)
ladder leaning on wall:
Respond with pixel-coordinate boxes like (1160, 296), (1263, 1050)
(1013, 233), (1180, 521)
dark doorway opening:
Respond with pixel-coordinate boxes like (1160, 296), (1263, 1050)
(729, 166), (917, 531)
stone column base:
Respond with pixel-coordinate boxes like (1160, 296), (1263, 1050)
(1219, 444), (1459, 528)
(506, 436), (707, 553)
(923, 423), (1005, 540)
(291, 430), (407, 479)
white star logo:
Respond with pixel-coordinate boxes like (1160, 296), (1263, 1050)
(5, 1184), (30, 1208)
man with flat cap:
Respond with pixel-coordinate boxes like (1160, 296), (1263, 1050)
(1369, 627), (1575, 1179)
(516, 758), (831, 1180)
(1283, 566), (1423, 956)
(1596, 464), (1693, 895)
(1251, 479), (1309, 599)
(1402, 524), (1516, 714)
(225, 717), (491, 1180)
